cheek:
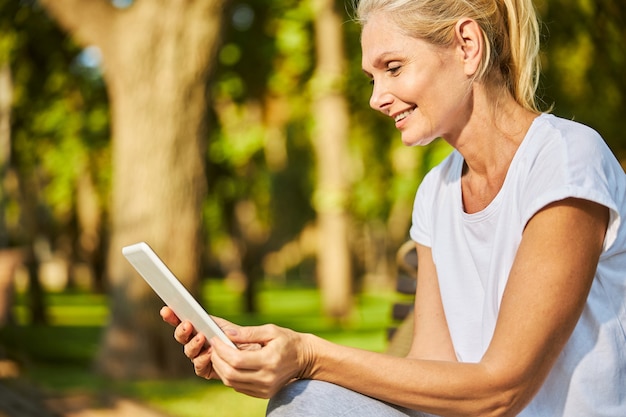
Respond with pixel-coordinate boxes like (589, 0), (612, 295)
(399, 76), (425, 103)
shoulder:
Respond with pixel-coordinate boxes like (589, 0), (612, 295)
(418, 150), (463, 196)
(410, 151), (463, 245)
(526, 114), (608, 160)
(516, 114), (619, 191)
(414, 150), (462, 215)
(518, 114), (626, 250)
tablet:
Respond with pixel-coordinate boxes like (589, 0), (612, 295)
(122, 242), (237, 349)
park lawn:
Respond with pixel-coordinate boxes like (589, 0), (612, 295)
(0, 279), (396, 417)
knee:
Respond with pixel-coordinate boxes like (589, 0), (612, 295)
(266, 380), (311, 417)
(266, 380), (337, 417)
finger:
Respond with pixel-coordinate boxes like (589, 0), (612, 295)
(174, 320), (196, 344)
(209, 344), (244, 382)
(184, 333), (207, 359)
(211, 316), (241, 340)
(237, 342), (263, 351)
(209, 348), (278, 399)
(211, 325), (283, 368)
(160, 306), (181, 326)
(211, 337), (267, 371)
(224, 378), (275, 399)
(225, 323), (278, 346)
(191, 349), (218, 380)
(211, 315), (235, 328)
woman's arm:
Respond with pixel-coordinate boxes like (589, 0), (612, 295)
(407, 243), (456, 361)
(202, 198), (607, 416)
(301, 198), (607, 415)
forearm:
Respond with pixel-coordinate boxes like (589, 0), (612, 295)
(300, 334), (526, 417)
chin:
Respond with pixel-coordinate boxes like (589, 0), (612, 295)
(402, 134), (437, 147)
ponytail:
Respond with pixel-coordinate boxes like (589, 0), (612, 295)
(500, 0), (542, 112)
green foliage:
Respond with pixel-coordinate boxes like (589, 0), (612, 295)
(541, 0), (626, 160)
(3, 0), (624, 284)
(1, 0), (110, 245)
(204, 0), (318, 272)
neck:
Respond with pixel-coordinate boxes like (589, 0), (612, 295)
(449, 86), (538, 213)
(452, 86), (538, 177)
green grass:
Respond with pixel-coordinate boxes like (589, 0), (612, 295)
(0, 280), (396, 417)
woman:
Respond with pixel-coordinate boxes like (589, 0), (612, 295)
(161, 0), (626, 415)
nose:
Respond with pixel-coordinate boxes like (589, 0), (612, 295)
(369, 80), (392, 113)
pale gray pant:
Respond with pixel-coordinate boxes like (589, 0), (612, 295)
(266, 380), (436, 417)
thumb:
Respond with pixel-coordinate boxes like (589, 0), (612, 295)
(227, 323), (279, 346)
(211, 316), (241, 338)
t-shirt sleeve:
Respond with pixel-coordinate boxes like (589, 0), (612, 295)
(409, 153), (459, 247)
(409, 175), (433, 247)
(519, 119), (622, 251)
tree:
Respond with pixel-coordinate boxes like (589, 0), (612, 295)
(0, 0), (102, 325)
(38, 0), (227, 378)
(0, 42), (11, 249)
(310, 0), (353, 319)
(0, 34), (14, 326)
(540, 0), (626, 164)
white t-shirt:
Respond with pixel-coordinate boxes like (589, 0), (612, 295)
(410, 114), (626, 416)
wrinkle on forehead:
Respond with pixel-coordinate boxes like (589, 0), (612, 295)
(360, 14), (410, 70)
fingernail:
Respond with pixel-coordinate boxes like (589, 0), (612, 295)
(225, 328), (238, 336)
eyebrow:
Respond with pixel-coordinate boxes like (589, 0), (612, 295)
(362, 51), (402, 77)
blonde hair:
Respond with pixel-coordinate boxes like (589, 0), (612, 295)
(355, 0), (542, 113)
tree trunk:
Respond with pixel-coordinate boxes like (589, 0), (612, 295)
(0, 62), (11, 247)
(310, 0), (353, 320)
(39, 0), (227, 378)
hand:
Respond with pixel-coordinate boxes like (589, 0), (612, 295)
(160, 306), (309, 396)
(209, 323), (312, 398)
(159, 306), (236, 380)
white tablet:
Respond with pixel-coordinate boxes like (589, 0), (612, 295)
(122, 242), (237, 349)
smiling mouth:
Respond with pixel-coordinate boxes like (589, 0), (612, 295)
(394, 109), (414, 123)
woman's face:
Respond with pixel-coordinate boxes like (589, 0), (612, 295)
(361, 13), (473, 146)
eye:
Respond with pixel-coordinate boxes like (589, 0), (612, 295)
(386, 64), (401, 75)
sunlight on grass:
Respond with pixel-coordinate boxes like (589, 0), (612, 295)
(121, 380), (268, 417)
(12, 291), (109, 326)
(206, 281), (393, 352)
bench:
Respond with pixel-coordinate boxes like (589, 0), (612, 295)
(386, 240), (417, 357)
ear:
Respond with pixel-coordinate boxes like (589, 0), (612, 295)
(454, 18), (483, 77)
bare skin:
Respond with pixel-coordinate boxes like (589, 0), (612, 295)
(161, 13), (609, 417)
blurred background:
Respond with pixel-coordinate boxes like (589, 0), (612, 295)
(0, 0), (624, 415)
